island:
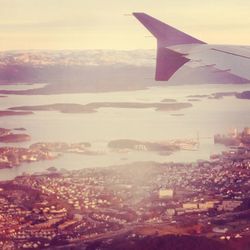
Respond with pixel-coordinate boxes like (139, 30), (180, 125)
(186, 91), (250, 101)
(10, 101), (193, 114)
(236, 91), (250, 100)
(0, 133), (31, 143)
(108, 138), (198, 154)
(10, 103), (96, 114)
(0, 127), (31, 143)
(0, 110), (33, 117)
(202, 91), (250, 101)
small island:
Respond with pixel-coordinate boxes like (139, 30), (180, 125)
(161, 98), (177, 103)
(14, 127), (26, 131)
(187, 94), (209, 98)
(209, 92), (237, 99)
(171, 113), (184, 116)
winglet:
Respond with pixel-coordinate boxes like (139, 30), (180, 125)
(133, 12), (206, 47)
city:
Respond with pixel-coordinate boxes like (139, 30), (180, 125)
(0, 128), (249, 249)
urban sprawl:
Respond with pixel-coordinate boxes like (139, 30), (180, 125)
(0, 128), (249, 249)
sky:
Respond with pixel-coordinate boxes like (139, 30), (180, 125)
(0, 0), (249, 50)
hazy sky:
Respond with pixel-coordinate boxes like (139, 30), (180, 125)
(0, 0), (249, 50)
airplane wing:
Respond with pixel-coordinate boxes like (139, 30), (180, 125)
(133, 12), (250, 83)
